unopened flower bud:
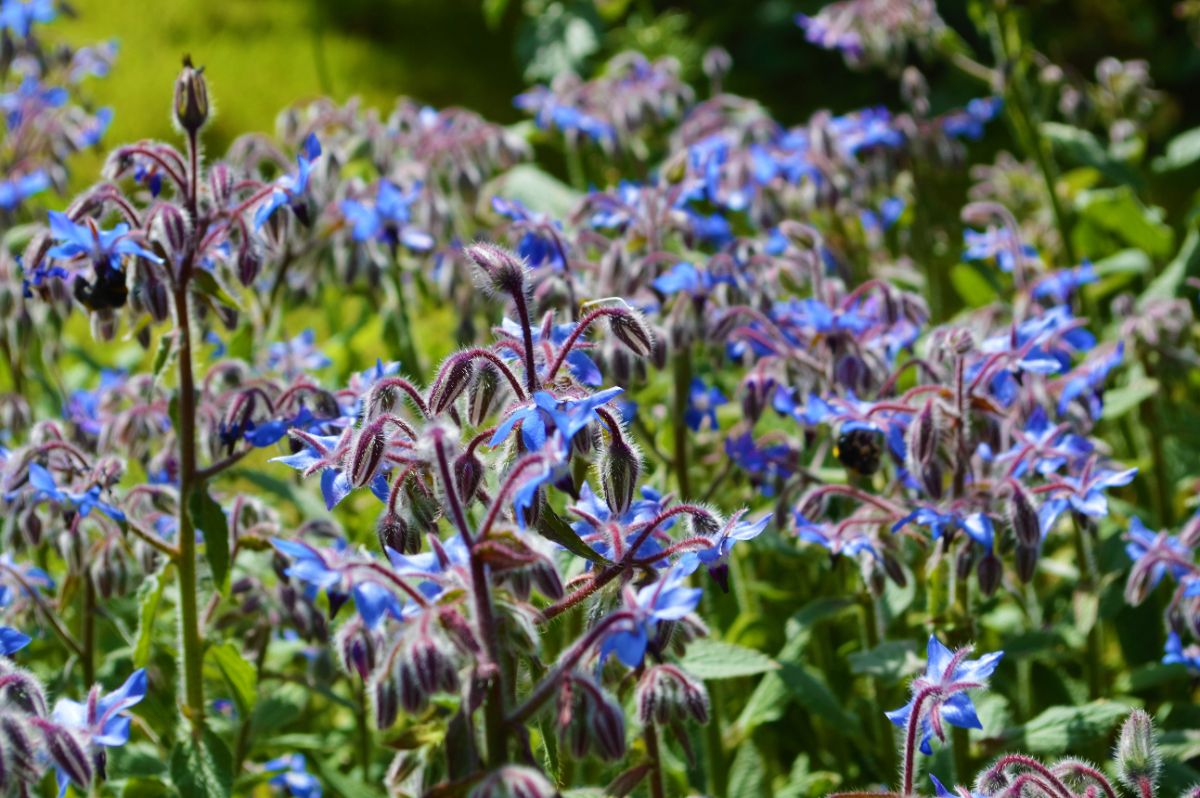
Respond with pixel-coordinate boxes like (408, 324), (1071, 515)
(377, 511), (418, 556)
(173, 55), (209, 134)
(609, 307), (654, 358)
(1116, 710), (1161, 795)
(600, 434), (640, 516)
(41, 723), (93, 793)
(430, 357), (474, 415)
(0, 715), (41, 787)
(1015, 543), (1039, 582)
(370, 673), (399, 730)
(637, 665), (710, 727)
(348, 422), (388, 489)
(557, 674), (626, 761)
(1009, 484), (1040, 549)
(977, 551), (1002, 596)
(336, 617), (383, 680)
(455, 452), (484, 504)
(907, 400), (939, 470)
(0, 666), (48, 716)
(465, 242), (526, 296)
(468, 364), (502, 426)
(236, 247), (262, 287)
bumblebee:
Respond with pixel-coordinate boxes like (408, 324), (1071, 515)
(73, 265), (129, 312)
(835, 426), (883, 476)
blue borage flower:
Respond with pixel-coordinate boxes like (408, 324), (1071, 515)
(1164, 632), (1200, 672)
(725, 432), (794, 495)
(4, 462), (125, 522)
(599, 564), (702, 668)
(1124, 517), (1194, 596)
(265, 753), (323, 798)
(491, 196), (566, 269)
(271, 429), (391, 511)
(26, 211), (163, 292)
(0, 0), (54, 36)
(685, 378), (726, 432)
(963, 225), (1039, 274)
(886, 635), (1002, 756)
(498, 317), (603, 386)
(0, 169), (49, 210)
(0, 625), (31, 654)
(255, 133), (322, 228)
(340, 180), (434, 252)
(266, 329), (332, 378)
(0, 77), (66, 129)
(1038, 462), (1138, 528)
(893, 507), (995, 550)
(977, 405), (1093, 479)
(570, 483), (674, 565)
(270, 537), (405, 629)
(65, 368), (127, 437)
(794, 512), (879, 559)
(680, 510), (771, 589)
(49, 669), (147, 796)
(1032, 261), (1097, 303)
(490, 387), (623, 451)
(1056, 341), (1123, 419)
(941, 97), (1003, 140)
(514, 85), (616, 143)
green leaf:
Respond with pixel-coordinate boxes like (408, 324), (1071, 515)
(776, 662), (859, 733)
(1153, 125), (1200, 172)
(1102, 378), (1159, 420)
(133, 561), (173, 668)
(727, 741), (766, 798)
(169, 730), (233, 798)
(678, 639), (778, 680)
(1042, 122), (1141, 186)
(489, 164), (580, 219)
(190, 484), (231, 593)
(151, 333), (176, 385)
(481, 0), (509, 28)
(207, 642), (257, 718)
(999, 700), (1128, 753)
(122, 776), (177, 798)
(1139, 227), (1200, 308)
(535, 505), (609, 565)
(192, 269), (240, 310)
(1076, 187), (1173, 257)
(848, 640), (918, 681)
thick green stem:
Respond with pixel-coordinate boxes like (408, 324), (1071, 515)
(82, 571), (96, 686)
(644, 720), (667, 798)
(174, 283), (206, 738)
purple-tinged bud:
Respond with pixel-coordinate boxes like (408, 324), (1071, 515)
(465, 242), (527, 297)
(236, 247), (262, 288)
(19, 508), (42, 548)
(740, 372), (771, 424)
(882, 553), (907, 588)
(688, 508), (722, 539)
(1115, 710), (1161, 796)
(370, 674), (399, 730)
(455, 452), (484, 504)
(0, 715), (41, 789)
(1015, 543), (1039, 583)
(347, 422), (388, 489)
(0, 668), (48, 716)
(58, 528), (86, 575)
(955, 544), (975, 582)
(468, 766), (557, 798)
(91, 541), (129, 599)
(467, 364), (502, 427)
(637, 665), (710, 727)
(1009, 484), (1040, 549)
(919, 462), (943, 500)
(556, 674), (625, 761)
(430, 358), (474, 416)
(209, 163), (234, 208)
(40, 723), (92, 793)
(609, 307), (655, 358)
(157, 205), (190, 259)
(336, 617), (382, 680)
(600, 434), (640, 516)
(174, 55), (209, 134)
(377, 511), (419, 556)
(907, 400), (939, 470)
(977, 551), (1002, 596)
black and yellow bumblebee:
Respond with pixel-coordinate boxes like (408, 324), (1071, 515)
(835, 426), (883, 476)
(73, 264), (129, 312)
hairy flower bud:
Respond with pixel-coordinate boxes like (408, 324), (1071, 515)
(174, 55), (209, 133)
(377, 511), (419, 556)
(336, 617), (383, 680)
(1116, 710), (1161, 795)
(455, 452), (484, 505)
(236, 246), (262, 288)
(348, 422), (388, 489)
(0, 667), (48, 716)
(1015, 543), (1039, 583)
(907, 400), (939, 470)
(600, 434), (640, 516)
(1009, 484), (1041, 549)
(637, 665), (710, 727)
(430, 357), (474, 415)
(467, 363), (503, 427)
(977, 551), (1002, 596)
(40, 723), (93, 793)
(0, 716), (41, 790)
(609, 307), (654, 358)
(369, 673), (399, 730)
(465, 242), (527, 296)
(557, 674), (626, 761)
